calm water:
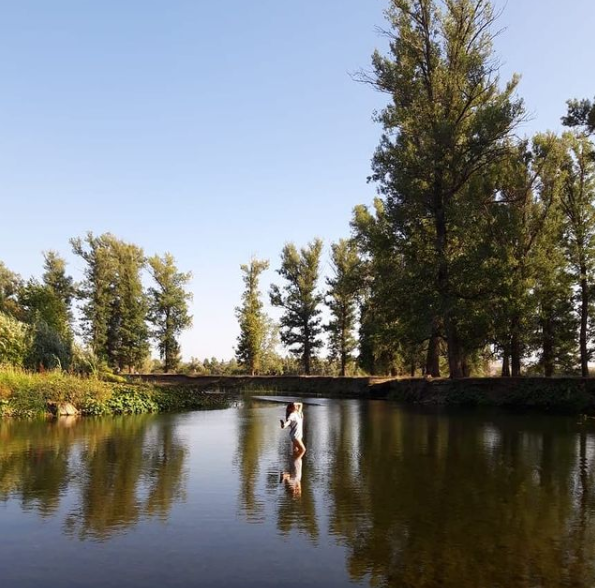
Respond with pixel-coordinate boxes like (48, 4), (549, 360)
(2, 398), (595, 588)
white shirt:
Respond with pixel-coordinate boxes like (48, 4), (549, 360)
(284, 412), (303, 440)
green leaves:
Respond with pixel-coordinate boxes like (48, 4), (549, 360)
(326, 240), (362, 376)
(270, 240), (323, 374)
(0, 312), (30, 367)
(235, 258), (270, 375)
(147, 253), (193, 373)
(366, 0), (526, 376)
(72, 233), (149, 372)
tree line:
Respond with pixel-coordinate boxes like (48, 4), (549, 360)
(3, 0), (595, 379)
(0, 232), (192, 374)
(235, 0), (595, 379)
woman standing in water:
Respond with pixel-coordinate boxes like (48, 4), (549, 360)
(280, 402), (305, 456)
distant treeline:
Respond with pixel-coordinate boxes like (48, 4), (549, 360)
(0, 233), (192, 375)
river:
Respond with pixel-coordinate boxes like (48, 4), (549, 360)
(1, 397), (594, 587)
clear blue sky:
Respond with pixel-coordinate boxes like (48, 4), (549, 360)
(1, 0), (593, 360)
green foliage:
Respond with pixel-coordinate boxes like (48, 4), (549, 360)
(365, 0), (525, 377)
(270, 240), (324, 374)
(352, 200), (428, 376)
(0, 367), (229, 418)
(19, 281), (70, 338)
(563, 97), (595, 134)
(559, 132), (595, 375)
(26, 320), (72, 371)
(70, 344), (101, 376)
(325, 239), (361, 376)
(0, 367), (111, 417)
(147, 253), (193, 372)
(0, 313), (30, 367)
(19, 278), (73, 370)
(0, 261), (23, 319)
(235, 258), (270, 374)
(42, 250), (75, 310)
(71, 232), (149, 371)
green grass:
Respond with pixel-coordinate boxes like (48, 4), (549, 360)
(0, 366), (230, 418)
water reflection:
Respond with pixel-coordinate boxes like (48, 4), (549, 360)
(325, 406), (595, 588)
(235, 401), (319, 540)
(233, 400), (595, 588)
(0, 415), (187, 541)
(280, 456), (302, 497)
(4, 401), (595, 587)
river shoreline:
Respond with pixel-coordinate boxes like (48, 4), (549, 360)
(4, 370), (595, 418)
(131, 374), (595, 414)
(0, 369), (229, 418)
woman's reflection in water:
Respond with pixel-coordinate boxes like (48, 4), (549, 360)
(280, 455), (302, 498)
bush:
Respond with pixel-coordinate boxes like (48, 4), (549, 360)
(0, 366), (231, 418)
(0, 313), (30, 366)
(70, 345), (101, 376)
(26, 320), (72, 371)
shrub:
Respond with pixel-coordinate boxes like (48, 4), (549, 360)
(26, 320), (72, 371)
(0, 313), (30, 366)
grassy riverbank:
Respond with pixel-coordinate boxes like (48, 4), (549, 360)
(0, 367), (229, 418)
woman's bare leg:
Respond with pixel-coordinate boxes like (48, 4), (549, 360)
(293, 438), (306, 457)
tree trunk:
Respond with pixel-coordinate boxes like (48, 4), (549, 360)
(303, 324), (311, 375)
(542, 310), (554, 377)
(461, 356), (470, 377)
(434, 181), (464, 379)
(164, 340), (170, 373)
(446, 320), (465, 378)
(580, 266), (589, 377)
(425, 319), (441, 377)
(511, 318), (522, 377)
(501, 345), (511, 377)
(164, 309), (171, 373)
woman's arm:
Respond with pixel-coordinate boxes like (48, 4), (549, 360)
(281, 412), (298, 428)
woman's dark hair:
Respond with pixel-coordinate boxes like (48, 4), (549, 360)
(285, 402), (296, 420)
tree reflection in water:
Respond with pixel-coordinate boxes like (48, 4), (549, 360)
(325, 403), (595, 588)
(3, 401), (595, 587)
(0, 415), (187, 541)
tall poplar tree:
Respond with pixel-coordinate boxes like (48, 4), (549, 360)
(490, 135), (566, 376)
(72, 233), (149, 371)
(71, 233), (116, 361)
(366, 0), (525, 377)
(352, 198), (440, 376)
(270, 240), (323, 375)
(326, 239), (361, 376)
(109, 239), (149, 371)
(147, 253), (193, 373)
(560, 132), (595, 376)
(42, 250), (75, 321)
(530, 169), (578, 376)
(235, 258), (270, 375)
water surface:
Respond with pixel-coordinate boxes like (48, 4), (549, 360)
(1, 399), (595, 588)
